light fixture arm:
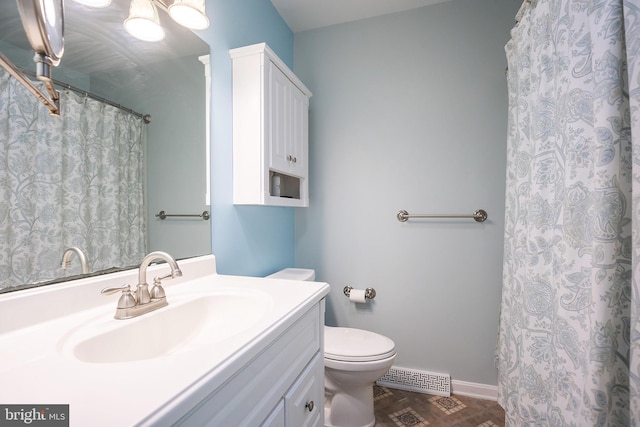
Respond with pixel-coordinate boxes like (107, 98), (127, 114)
(0, 52), (60, 116)
(152, 0), (170, 12)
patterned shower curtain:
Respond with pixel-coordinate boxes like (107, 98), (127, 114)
(0, 68), (147, 290)
(497, 0), (640, 425)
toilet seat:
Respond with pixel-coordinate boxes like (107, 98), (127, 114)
(324, 327), (396, 362)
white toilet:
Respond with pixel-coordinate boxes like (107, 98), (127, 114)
(267, 268), (396, 427)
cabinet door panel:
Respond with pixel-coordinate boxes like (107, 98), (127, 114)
(268, 62), (291, 173)
(285, 353), (324, 427)
(174, 305), (321, 426)
(289, 85), (308, 176)
(261, 400), (285, 427)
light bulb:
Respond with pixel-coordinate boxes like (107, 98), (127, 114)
(71, 0), (112, 7)
(124, 0), (165, 42)
(168, 0), (209, 30)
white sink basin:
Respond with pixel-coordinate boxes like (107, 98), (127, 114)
(60, 290), (271, 363)
(0, 255), (331, 427)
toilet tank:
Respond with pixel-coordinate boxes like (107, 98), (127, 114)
(267, 268), (315, 281)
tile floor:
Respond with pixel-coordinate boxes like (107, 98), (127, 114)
(373, 385), (505, 427)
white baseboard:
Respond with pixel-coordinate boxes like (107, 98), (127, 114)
(451, 380), (498, 401)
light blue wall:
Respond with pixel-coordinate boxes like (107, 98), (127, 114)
(198, 0), (297, 276)
(139, 57), (211, 259)
(293, 0), (519, 386)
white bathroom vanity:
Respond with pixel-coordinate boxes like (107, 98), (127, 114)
(0, 255), (329, 426)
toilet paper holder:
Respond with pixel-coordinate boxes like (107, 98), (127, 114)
(343, 286), (376, 300)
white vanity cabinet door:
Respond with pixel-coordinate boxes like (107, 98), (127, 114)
(173, 302), (323, 427)
(261, 400), (285, 427)
(285, 353), (324, 427)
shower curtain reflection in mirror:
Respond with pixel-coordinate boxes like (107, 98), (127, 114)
(0, 67), (146, 291)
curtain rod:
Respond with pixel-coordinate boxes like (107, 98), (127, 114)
(18, 67), (151, 123)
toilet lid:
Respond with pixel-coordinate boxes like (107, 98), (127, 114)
(324, 327), (396, 362)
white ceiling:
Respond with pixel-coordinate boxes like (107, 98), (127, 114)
(271, 0), (451, 33)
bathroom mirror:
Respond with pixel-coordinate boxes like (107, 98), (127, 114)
(0, 0), (211, 293)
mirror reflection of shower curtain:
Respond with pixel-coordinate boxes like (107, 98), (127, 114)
(0, 67), (147, 290)
(497, 0), (639, 425)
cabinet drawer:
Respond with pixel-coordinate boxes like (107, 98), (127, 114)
(285, 353), (324, 427)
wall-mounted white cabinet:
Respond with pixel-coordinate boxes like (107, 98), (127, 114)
(230, 43), (312, 207)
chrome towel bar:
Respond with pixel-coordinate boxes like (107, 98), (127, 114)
(156, 210), (210, 220)
(397, 209), (488, 223)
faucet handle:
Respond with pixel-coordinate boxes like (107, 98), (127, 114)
(155, 272), (174, 282)
(150, 276), (166, 300)
(101, 284), (130, 295)
(101, 284), (136, 309)
(150, 270), (180, 299)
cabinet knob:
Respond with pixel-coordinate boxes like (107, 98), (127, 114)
(292, 156), (297, 163)
(287, 155), (293, 161)
(305, 401), (314, 412)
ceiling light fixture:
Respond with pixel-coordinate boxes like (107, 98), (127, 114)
(72, 0), (112, 7)
(168, 0), (209, 30)
(124, 0), (165, 42)
(72, 0), (209, 42)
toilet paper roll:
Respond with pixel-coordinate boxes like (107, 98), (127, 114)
(349, 289), (367, 303)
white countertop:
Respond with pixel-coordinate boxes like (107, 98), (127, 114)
(0, 255), (330, 426)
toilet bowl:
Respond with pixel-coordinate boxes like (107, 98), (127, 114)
(267, 268), (396, 427)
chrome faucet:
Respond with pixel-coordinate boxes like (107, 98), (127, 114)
(61, 247), (89, 274)
(101, 251), (182, 320)
(137, 251), (183, 304)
